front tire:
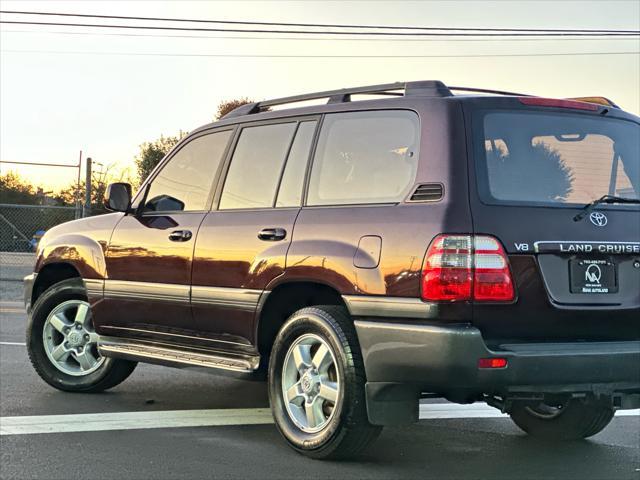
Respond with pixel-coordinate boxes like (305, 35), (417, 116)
(509, 397), (615, 440)
(268, 306), (381, 459)
(27, 278), (137, 393)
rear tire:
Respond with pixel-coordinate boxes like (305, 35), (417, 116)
(27, 278), (137, 393)
(509, 397), (614, 440)
(268, 305), (381, 459)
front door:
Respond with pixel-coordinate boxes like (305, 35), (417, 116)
(94, 129), (233, 340)
(191, 119), (318, 351)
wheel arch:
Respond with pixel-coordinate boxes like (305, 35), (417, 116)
(32, 262), (82, 305)
(256, 281), (349, 362)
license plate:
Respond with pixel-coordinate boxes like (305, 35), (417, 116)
(570, 259), (618, 294)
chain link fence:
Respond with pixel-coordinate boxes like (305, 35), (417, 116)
(0, 204), (80, 281)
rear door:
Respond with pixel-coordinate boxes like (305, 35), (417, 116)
(191, 118), (318, 351)
(465, 99), (640, 343)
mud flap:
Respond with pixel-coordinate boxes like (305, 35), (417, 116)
(365, 382), (419, 426)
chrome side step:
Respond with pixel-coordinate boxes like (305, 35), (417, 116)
(98, 339), (259, 374)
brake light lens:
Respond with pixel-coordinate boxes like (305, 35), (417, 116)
(421, 234), (515, 302)
(421, 235), (473, 301)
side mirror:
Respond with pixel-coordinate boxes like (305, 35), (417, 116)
(104, 183), (132, 213)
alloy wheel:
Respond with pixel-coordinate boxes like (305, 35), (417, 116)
(281, 333), (340, 433)
(42, 299), (104, 376)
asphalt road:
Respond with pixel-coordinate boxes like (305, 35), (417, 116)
(1, 295), (639, 480)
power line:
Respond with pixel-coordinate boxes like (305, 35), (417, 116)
(2, 28), (639, 42)
(1, 20), (638, 37)
(3, 49), (637, 58)
(1, 9), (638, 34)
(0, 160), (79, 168)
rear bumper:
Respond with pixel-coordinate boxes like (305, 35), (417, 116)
(354, 320), (640, 424)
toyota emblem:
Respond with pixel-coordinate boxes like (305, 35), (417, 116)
(589, 212), (608, 227)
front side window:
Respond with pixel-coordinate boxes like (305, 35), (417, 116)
(219, 122), (297, 210)
(307, 110), (420, 206)
(478, 111), (640, 206)
(144, 131), (232, 212)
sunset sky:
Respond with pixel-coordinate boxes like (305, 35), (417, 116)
(1, 0), (639, 192)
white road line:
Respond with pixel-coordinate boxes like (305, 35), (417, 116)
(0, 341), (26, 346)
(419, 403), (640, 419)
(419, 402), (508, 419)
(1, 408), (274, 435)
(1, 404), (637, 436)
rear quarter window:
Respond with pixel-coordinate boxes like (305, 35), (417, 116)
(307, 110), (420, 206)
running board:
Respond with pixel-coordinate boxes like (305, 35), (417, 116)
(98, 339), (259, 374)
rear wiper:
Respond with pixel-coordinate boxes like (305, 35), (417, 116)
(573, 194), (640, 222)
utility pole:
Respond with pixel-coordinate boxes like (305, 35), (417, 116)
(83, 157), (92, 217)
(75, 150), (82, 219)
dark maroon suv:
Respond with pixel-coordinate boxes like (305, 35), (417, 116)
(24, 81), (640, 459)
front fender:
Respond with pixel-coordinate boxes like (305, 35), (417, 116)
(35, 234), (108, 279)
(33, 212), (123, 279)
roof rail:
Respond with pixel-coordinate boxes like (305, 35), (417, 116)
(222, 80), (453, 119)
(448, 86), (532, 97)
(448, 87), (620, 108)
(221, 81), (619, 119)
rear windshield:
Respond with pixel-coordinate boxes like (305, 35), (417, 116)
(475, 111), (640, 207)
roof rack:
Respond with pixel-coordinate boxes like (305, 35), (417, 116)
(222, 80), (617, 119)
(448, 86), (531, 97)
(223, 80), (453, 118)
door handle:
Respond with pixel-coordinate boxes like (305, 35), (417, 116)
(168, 230), (193, 242)
(258, 228), (287, 241)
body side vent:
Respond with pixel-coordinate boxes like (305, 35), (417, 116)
(408, 183), (444, 202)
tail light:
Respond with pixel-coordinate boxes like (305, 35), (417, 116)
(421, 234), (515, 302)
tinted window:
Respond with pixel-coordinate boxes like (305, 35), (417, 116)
(144, 131), (231, 212)
(276, 121), (317, 207)
(479, 112), (640, 205)
(219, 123), (297, 210)
(307, 111), (420, 206)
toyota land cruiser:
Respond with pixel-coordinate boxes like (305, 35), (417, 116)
(24, 81), (640, 459)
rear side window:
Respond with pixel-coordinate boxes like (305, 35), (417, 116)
(219, 122), (297, 210)
(307, 110), (420, 206)
(478, 112), (640, 205)
(144, 130), (232, 212)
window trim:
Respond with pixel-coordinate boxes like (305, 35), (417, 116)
(274, 119), (320, 209)
(270, 122), (301, 208)
(302, 108), (421, 208)
(212, 115), (322, 212)
(132, 127), (236, 215)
